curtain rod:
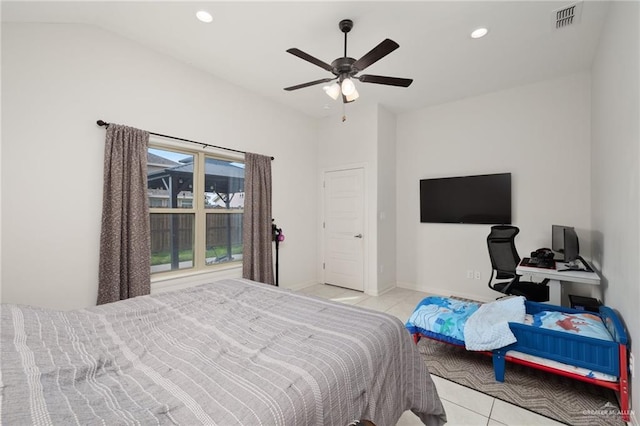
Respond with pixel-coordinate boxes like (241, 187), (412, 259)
(96, 120), (274, 160)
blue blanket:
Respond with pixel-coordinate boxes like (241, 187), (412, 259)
(406, 297), (481, 343)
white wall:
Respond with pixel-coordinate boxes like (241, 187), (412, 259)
(316, 104), (379, 294)
(396, 73), (592, 301)
(316, 104), (398, 295)
(0, 18), (3, 304)
(590, 1), (640, 417)
(1, 23), (318, 310)
(376, 106), (397, 294)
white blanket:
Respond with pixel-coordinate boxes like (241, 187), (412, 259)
(463, 296), (526, 350)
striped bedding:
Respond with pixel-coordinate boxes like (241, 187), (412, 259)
(0, 278), (446, 425)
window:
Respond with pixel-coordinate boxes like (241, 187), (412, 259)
(148, 146), (244, 275)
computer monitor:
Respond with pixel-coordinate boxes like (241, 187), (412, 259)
(551, 224), (571, 260)
(563, 227), (580, 263)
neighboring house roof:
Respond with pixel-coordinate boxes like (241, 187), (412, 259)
(147, 158), (244, 194)
(147, 152), (181, 167)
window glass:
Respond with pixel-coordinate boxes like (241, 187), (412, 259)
(206, 212), (243, 265)
(203, 157), (244, 267)
(204, 158), (245, 210)
(147, 148), (194, 209)
(148, 146), (244, 275)
(150, 213), (195, 273)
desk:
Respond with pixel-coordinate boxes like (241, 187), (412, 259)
(516, 260), (600, 306)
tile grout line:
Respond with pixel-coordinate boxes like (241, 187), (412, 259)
(487, 399), (496, 425)
(441, 398), (492, 424)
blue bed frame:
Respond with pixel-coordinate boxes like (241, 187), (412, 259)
(408, 300), (630, 422)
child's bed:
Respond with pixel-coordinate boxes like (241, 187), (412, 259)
(406, 296), (630, 422)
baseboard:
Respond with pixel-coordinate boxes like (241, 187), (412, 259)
(151, 269), (319, 294)
(366, 285), (396, 297)
(281, 280), (318, 291)
(396, 280), (426, 292)
(396, 281), (493, 303)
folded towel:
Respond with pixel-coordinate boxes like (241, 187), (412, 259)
(463, 296), (526, 350)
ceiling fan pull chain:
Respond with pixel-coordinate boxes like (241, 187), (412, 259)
(342, 101), (347, 123)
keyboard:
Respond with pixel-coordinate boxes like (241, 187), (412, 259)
(522, 257), (555, 269)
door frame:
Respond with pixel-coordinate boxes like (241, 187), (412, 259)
(320, 163), (369, 293)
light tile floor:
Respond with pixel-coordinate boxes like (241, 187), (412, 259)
(297, 284), (566, 426)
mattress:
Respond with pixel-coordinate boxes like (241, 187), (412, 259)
(0, 278), (446, 425)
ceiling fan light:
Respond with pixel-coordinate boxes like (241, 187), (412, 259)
(341, 78), (356, 96)
(345, 87), (359, 102)
(323, 83), (341, 100)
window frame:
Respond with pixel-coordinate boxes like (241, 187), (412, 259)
(148, 138), (244, 279)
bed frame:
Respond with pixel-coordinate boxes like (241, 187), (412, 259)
(410, 300), (630, 422)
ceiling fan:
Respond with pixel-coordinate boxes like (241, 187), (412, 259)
(284, 19), (413, 103)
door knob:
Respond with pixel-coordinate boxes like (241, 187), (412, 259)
(354, 234), (363, 238)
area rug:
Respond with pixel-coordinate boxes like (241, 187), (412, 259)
(418, 338), (624, 425)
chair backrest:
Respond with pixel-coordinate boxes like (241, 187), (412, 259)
(487, 225), (521, 279)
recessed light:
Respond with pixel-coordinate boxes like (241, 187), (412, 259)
(471, 27), (489, 39)
(196, 10), (213, 23)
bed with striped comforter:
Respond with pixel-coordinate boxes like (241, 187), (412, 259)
(0, 278), (446, 425)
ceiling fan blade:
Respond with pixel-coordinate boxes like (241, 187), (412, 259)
(352, 39), (399, 72)
(358, 74), (413, 87)
(284, 77), (336, 91)
(286, 48), (334, 72)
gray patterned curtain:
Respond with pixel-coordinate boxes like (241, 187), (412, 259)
(97, 124), (151, 305)
(242, 153), (275, 284)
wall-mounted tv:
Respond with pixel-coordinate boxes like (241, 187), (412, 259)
(420, 173), (511, 224)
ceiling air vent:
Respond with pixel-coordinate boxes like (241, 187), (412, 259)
(552, 2), (583, 29)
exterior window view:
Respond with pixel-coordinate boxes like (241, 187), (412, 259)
(147, 147), (244, 274)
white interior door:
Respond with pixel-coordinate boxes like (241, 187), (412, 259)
(323, 168), (365, 291)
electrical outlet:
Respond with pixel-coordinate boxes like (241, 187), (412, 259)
(630, 353), (635, 378)
(466, 270), (474, 279)
(474, 271), (481, 280)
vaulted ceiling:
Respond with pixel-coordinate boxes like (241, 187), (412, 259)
(2, 1), (611, 118)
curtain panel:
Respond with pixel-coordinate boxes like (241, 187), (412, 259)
(242, 153), (275, 285)
(97, 124), (151, 305)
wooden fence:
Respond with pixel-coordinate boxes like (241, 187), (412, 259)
(150, 213), (243, 253)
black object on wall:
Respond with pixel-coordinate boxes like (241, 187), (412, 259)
(420, 172), (512, 224)
(272, 220), (284, 286)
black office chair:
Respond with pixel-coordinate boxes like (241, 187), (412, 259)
(486, 225), (550, 302)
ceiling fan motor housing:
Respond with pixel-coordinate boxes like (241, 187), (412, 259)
(339, 19), (353, 33)
(331, 57), (358, 79)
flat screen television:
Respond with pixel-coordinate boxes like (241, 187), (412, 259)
(419, 172), (511, 224)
